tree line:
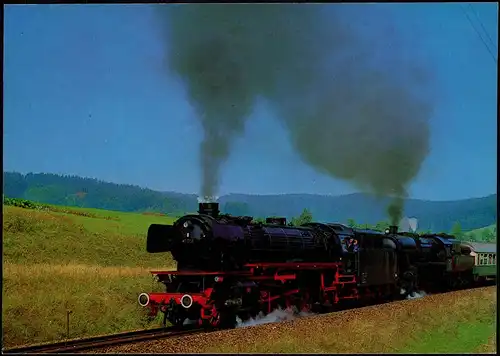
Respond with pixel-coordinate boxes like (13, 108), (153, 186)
(4, 172), (496, 233)
(4, 194), (496, 243)
(285, 210), (496, 243)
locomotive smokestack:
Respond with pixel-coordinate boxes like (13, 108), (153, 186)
(388, 225), (398, 235)
(198, 202), (220, 218)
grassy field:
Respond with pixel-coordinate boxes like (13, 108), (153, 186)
(465, 224), (496, 242)
(207, 289), (497, 354)
(219, 287), (497, 354)
(3, 205), (177, 347)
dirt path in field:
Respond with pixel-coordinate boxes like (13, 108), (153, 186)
(94, 286), (496, 354)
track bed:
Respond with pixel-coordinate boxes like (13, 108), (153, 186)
(2, 327), (205, 354)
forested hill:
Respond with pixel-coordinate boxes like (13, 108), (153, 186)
(3, 172), (497, 232)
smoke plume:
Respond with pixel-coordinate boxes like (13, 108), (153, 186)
(160, 4), (433, 222)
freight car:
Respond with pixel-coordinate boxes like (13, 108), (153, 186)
(138, 202), (495, 329)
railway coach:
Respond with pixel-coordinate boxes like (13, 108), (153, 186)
(467, 242), (497, 282)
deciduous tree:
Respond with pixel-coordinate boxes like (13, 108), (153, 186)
(291, 208), (313, 226)
(347, 218), (357, 228)
(451, 221), (464, 240)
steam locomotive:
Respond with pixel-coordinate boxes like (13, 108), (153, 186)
(138, 202), (493, 329)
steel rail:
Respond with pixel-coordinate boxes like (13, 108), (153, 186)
(3, 326), (204, 354)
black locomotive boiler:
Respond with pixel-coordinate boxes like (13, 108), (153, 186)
(138, 202), (482, 329)
(147, 202), (340, 271)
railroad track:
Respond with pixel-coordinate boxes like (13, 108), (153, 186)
(3, 326), (204, 354)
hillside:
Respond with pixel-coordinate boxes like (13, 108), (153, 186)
(4, 171), (497, 232)
(3, 204), (176, 347)
(466, 224), (497, 242)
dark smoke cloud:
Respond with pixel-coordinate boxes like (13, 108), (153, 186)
(159, 4), (433, 223)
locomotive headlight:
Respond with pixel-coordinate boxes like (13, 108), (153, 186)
(180, 294), (193, 309)
(138, 293), (150, 307)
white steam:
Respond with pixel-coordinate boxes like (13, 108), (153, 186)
(236, 307), (315, 328)
(406, 290), (428, 299)
(197, 196), (219, 203)
(401, 288), (429, 300)
(183, 318), (199, 326)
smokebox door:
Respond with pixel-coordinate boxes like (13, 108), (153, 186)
(147, 224), (176, 253)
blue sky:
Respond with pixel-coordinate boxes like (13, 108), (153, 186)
(4, 3), (497, 201)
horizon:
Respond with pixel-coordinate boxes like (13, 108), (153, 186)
(4, 4), (497, 201)
(4, 170), (496, 203)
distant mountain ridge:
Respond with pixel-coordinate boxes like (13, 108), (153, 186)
(3, 171), (497, 232)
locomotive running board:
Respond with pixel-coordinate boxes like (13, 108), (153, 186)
(245, 262), (342, 269)
(151, 262), (343, 276)
(150, 270), (253, 276)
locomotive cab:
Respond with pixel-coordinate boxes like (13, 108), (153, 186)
(450, 241), (475, 273)
(351, 229), (398, 286)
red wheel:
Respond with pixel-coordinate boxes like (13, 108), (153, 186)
(209, 306), (221, 327)
(208, 307), (236, 329)
(297, 292), (312, 314)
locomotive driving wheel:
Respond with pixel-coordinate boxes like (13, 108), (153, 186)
(166, 300), (186, 327)
(208, 305), (237, 329)
(401, 267), (419, 297)
(208, 305), (221, 328)
(296, 291), (313, 314)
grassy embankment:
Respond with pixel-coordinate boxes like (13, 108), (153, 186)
(98, 287), (496, 354)
(3, 204), (176, 347)
(465, 224), (496, 242)
(203, 287), (497, 354)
